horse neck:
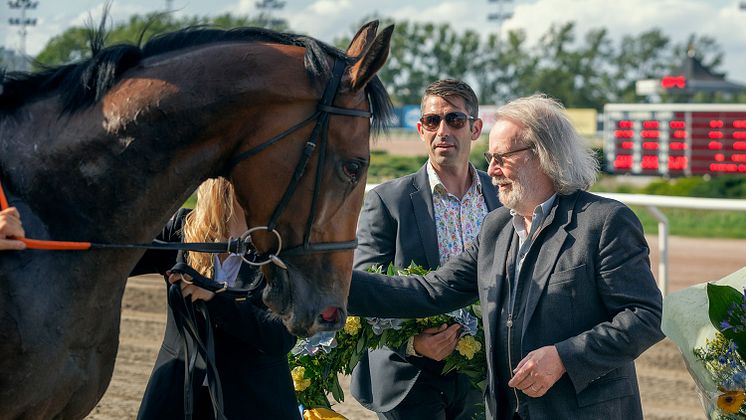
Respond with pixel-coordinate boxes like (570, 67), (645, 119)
(1, 42), (314, 244)
(0, 97), (234, 245)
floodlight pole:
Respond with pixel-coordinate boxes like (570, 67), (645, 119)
(8, 0), (38, 71)
(487, 0), (514, 36)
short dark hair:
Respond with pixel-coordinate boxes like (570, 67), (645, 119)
(421, 79), (479, 118)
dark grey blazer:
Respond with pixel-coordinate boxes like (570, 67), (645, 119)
(351, 164), (500, 412)
(349, 190), (664, 419)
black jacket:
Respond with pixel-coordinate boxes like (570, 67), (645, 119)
(132, 209), (300, 420)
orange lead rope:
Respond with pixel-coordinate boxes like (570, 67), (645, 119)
(0, 179), (92, 250)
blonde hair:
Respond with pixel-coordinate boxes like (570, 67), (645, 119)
(182, 177), (237, 279)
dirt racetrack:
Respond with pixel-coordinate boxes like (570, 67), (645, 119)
(86, 235), (746, 419)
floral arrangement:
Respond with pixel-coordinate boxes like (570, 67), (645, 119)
(693, 283), (746, 418)
(288, 262), (486, 416)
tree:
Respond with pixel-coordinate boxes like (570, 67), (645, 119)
(611, 29), (672, 102)
(336, 17), (482, 105)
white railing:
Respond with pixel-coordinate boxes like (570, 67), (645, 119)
(365, 184), (746, 296)
(596, 193), (746, 296)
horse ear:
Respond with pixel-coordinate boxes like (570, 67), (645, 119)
(347, 24), (394, 92)
(346, 20), (379, 59)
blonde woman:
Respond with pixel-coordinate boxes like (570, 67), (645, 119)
(132, 178), (300, 420)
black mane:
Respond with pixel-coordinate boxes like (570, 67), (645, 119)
(0, 25), (392, 132)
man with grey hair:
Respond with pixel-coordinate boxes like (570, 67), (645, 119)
(349, 94), (664, 419)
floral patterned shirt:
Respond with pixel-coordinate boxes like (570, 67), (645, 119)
(427, 161), (488, 265)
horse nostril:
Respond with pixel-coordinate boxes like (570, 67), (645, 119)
(319, 306), (340, 323)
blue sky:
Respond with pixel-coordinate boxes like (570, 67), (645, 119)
(2, 0), (746, 84)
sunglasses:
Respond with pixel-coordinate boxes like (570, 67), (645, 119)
(419, 112), (476, 131)
(483, 146), (533, 166)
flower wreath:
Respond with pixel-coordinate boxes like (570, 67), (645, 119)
(288, 263), (486, 418)
(694, 283), (746, 418)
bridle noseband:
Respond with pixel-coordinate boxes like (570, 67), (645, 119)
(224, 58), (371, 269)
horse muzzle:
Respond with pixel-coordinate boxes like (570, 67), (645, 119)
(262, 263), (349, 337)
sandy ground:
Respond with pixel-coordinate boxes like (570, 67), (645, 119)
(83, 234), (746, 419)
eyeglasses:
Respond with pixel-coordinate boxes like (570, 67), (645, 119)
(483, 146), (533, 166)
(419, 112), (476, 131)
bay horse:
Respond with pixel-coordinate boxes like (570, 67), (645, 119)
(0, 21), (393, 419)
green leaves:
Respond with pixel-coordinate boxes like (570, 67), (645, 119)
(707, 283), (746, 361)
(290, 262), (487, 410)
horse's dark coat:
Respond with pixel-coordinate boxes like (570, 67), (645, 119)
(0, 20), (392, 419)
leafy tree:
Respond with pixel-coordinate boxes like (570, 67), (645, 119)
(35, 11), (740, 107)
(611, 29), (672, 102)
(336, 17), (481, 105)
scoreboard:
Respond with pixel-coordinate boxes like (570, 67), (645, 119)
(604, 103), (746, 176)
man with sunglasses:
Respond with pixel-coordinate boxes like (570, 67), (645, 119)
(351, 79), (500, 420)
(349, 94), (663, 419)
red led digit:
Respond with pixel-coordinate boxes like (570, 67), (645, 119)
(669, 121), (686, 129)
(617, 120), (633, 129)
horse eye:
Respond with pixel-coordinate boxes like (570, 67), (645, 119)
(342, 160), (363, 181)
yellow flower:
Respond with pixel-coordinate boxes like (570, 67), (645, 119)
(303, 407), (349, 420)
(455, 335), (482, 360)
(291, 366), (311, 392)
(344, 316), (361, 335)
(717, 388), (746, 414)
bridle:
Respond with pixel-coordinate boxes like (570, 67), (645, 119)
(0, 58), (371, 271)
(224, 57), (371, 270)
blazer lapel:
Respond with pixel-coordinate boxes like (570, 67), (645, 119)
(484, 219), (515, 367)
(410, 166), (440, 268)
(521, 193), (578, 335)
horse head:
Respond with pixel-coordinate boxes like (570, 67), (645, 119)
(224, 22), (393, 336)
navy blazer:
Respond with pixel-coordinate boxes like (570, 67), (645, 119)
(132, 209), (300, 420)
(351, 164), (500, 412)
(349, 190), (664, 419)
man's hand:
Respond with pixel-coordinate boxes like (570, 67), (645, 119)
(167, 271), (215, 302)
(412, 323), (461, 361)
(0, 207), (26, 251)
(508, 345), (566, 398)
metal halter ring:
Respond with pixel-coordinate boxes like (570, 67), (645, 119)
(239, 226), (288, 269)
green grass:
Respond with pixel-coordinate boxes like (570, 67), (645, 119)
(630, 206), (746, 239)
(591, 174), (746, 239)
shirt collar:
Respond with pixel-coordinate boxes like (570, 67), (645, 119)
(426, 160), (482, 195)
(510, 193), (557, 238)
